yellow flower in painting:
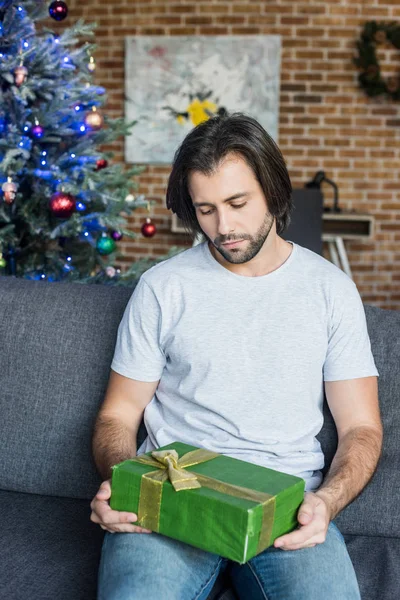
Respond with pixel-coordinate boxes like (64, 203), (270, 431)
(176, 115), (185, 125)
(187, 98), (218, 126)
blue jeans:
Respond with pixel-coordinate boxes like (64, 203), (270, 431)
(97, 521), (361, 600)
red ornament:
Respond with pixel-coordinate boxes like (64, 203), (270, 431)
(49, 1), (68, 21)
(49, 191), (76, 218)
(96, 158), (108, 170)
(141, 217), (157, 238)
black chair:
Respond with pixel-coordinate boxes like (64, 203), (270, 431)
(281, 188), (323, 255)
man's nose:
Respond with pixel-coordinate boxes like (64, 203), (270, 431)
(216, 212), (235, 237)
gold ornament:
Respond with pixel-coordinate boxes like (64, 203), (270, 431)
(14, 64), (28, 87)
(87, 56), (96, 72)
(84, 106), (104, 130)
(1, 177), (18, 204)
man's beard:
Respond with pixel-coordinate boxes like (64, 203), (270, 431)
(206, 211), (275, 264)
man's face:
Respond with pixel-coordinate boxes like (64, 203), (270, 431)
(189, 153), (275, 265)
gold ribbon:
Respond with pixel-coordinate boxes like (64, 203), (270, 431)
(131, 448), (275, 554)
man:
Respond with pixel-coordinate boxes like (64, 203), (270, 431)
(91, 113), (382, 599)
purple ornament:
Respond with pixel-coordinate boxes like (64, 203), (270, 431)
(111, 230), (123, 241)
(31, 124), (44, 138)
(49, 1), (68, 21)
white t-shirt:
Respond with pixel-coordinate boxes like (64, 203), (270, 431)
(111, 241), (379, 491)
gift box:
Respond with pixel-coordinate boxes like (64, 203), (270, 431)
(110, 441), (305, 564)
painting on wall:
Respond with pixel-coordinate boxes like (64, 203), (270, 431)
(125, 35), (281, 164)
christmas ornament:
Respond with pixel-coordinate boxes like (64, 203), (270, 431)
(14, 64), (28, 87)
(49, 1), (68, 21)
(31, 119), (44, 138)
(105, 266), (116, 278)
(87, 56), (96, 72)
(49, 191), (76, 218)
(84, 106), (104, 130)
(141, 217), (157, 238)
(111, 230), (123, 241)
(1, 177), (18, 204)
(95, 158), (108, 170)
(96, 233), (116, 255)
(0, 253), (6, 268)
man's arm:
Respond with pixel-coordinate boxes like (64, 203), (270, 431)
(92, 369), (160, 480)
(274, 376), (383, 550)
(90, 369), (160, 534)
(314, 376), (383, 519)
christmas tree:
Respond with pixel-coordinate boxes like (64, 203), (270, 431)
(0, 0), (181, 284)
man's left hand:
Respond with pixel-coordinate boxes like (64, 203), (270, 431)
(273, 491), (331, 551)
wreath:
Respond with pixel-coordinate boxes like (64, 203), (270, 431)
(354, 21), (400, 101)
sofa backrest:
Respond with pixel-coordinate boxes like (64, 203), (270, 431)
(317, 305), (400, 538)
(0, 277), (134, 500)
(0, 277), (398, 538)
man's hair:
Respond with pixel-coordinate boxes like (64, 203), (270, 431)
(166, 112), (293, 239)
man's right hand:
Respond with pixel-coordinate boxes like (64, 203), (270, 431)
(90, 479), (152, 534)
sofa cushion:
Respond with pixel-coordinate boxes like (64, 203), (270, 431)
(0, 489), (235, 600)
(0, 277), (134, 499)
(0, 489), (104, 600)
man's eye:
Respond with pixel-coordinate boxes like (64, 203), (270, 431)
(200, 203), (246, 216)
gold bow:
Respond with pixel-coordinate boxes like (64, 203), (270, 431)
(131, 448), (275, 554)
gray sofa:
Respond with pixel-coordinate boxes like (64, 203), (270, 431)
(0, 276), (399, 600)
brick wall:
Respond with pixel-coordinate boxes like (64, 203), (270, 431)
(50, 0), (400, 309)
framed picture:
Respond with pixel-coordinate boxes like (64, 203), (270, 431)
(171, 213), (186, 234)
(125, 35), (281, 164)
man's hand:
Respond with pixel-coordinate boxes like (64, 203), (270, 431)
(273, 491), (331, 551)
(90, 479), (152, 534)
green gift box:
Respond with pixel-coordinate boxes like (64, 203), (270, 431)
(110, 441), (305, 564)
